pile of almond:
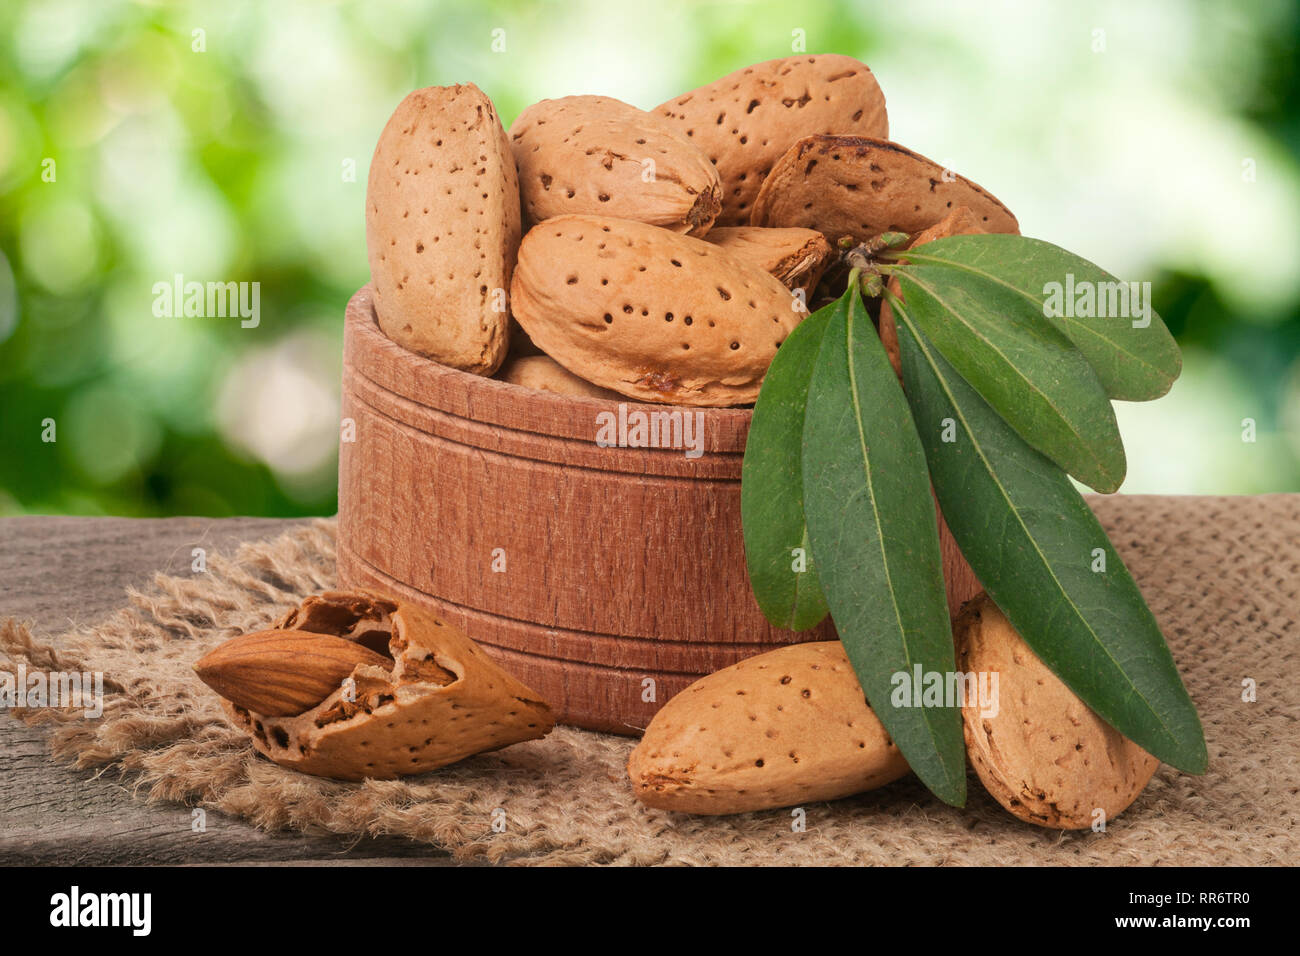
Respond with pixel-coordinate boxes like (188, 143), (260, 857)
(190, 56), (1163, 831)
(194, 587), (1160, 828)
(628, 593), (1160, 826)
(363, 55), (1017, 405)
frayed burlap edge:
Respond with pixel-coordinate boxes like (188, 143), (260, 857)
(2, 498), (1297, 865)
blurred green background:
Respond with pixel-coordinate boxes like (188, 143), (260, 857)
(1, 0), (1298, 517)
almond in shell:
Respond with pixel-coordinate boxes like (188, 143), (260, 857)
(628, 641), (910, 815)
(196, 591), (555, 781)
(366, 83), (521, 374)
(955, 594), (1160, 829)
(704, 226), (833, 298)
(510, 214), (805, 406)
(510, 95), (721, 235)
(497, 353), (622, 400)
(750, 135), (1018, 245)
(654, 55), (889, 226)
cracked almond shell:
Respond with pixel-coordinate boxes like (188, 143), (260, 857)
(510, 214), (804, 406)
(509, 95), (721, 235)
(654, 54), (888, 226)
(750, 134), (1018, 245)
(628, 642), (910, 815)
(366, 83), (521, 374)
(214, 591), (555, 781)
(955, 594), (1159, 829)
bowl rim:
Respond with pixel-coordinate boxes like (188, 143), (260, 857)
(345, 284), (754, 453)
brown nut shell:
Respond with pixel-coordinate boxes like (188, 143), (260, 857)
(654, 55), (888, 226)
(510, 215), (804, 406)
(704, 226), (833, 298)
(628, 642), (910, 815)
(366, 83), (521, 374)
(496, 354), (622, 400)
(750, 135), (1018, 245)
(509, 95), (721, 235)
(955, 594), (1160, 829)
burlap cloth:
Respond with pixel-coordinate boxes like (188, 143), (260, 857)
(2, 495), (1296, 865)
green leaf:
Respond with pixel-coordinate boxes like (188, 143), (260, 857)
(899, 234), (1181, 401)
(802, 284), (966, 806)
(890, 263), (1127, 493)
(741, 300), (833, 631)
(890, 296), (1208, 773)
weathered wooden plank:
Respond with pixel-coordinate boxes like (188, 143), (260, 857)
(0, 515), (461, 865)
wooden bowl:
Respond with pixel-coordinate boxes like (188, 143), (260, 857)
(337, 285), (980, 733)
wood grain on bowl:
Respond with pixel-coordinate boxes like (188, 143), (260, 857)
(338, 285), (980, 733)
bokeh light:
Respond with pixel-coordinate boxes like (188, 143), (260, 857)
(0, 0), (1296, 519)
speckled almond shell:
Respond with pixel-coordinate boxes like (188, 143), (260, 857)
(878, 205), (1001, 379)
(955, 594), (1160, 829)
(628, 642), (910, 815)
(509, 95), (721, 236)
(496, 353), (622, 400)
(655, 54), (888, 226)
(366, 84), (521, 374)
(223, 591), (555, 781)
(510, 215), (804, 406)
(750, 135), (1018, 245)
(704, 226), (833, 298)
